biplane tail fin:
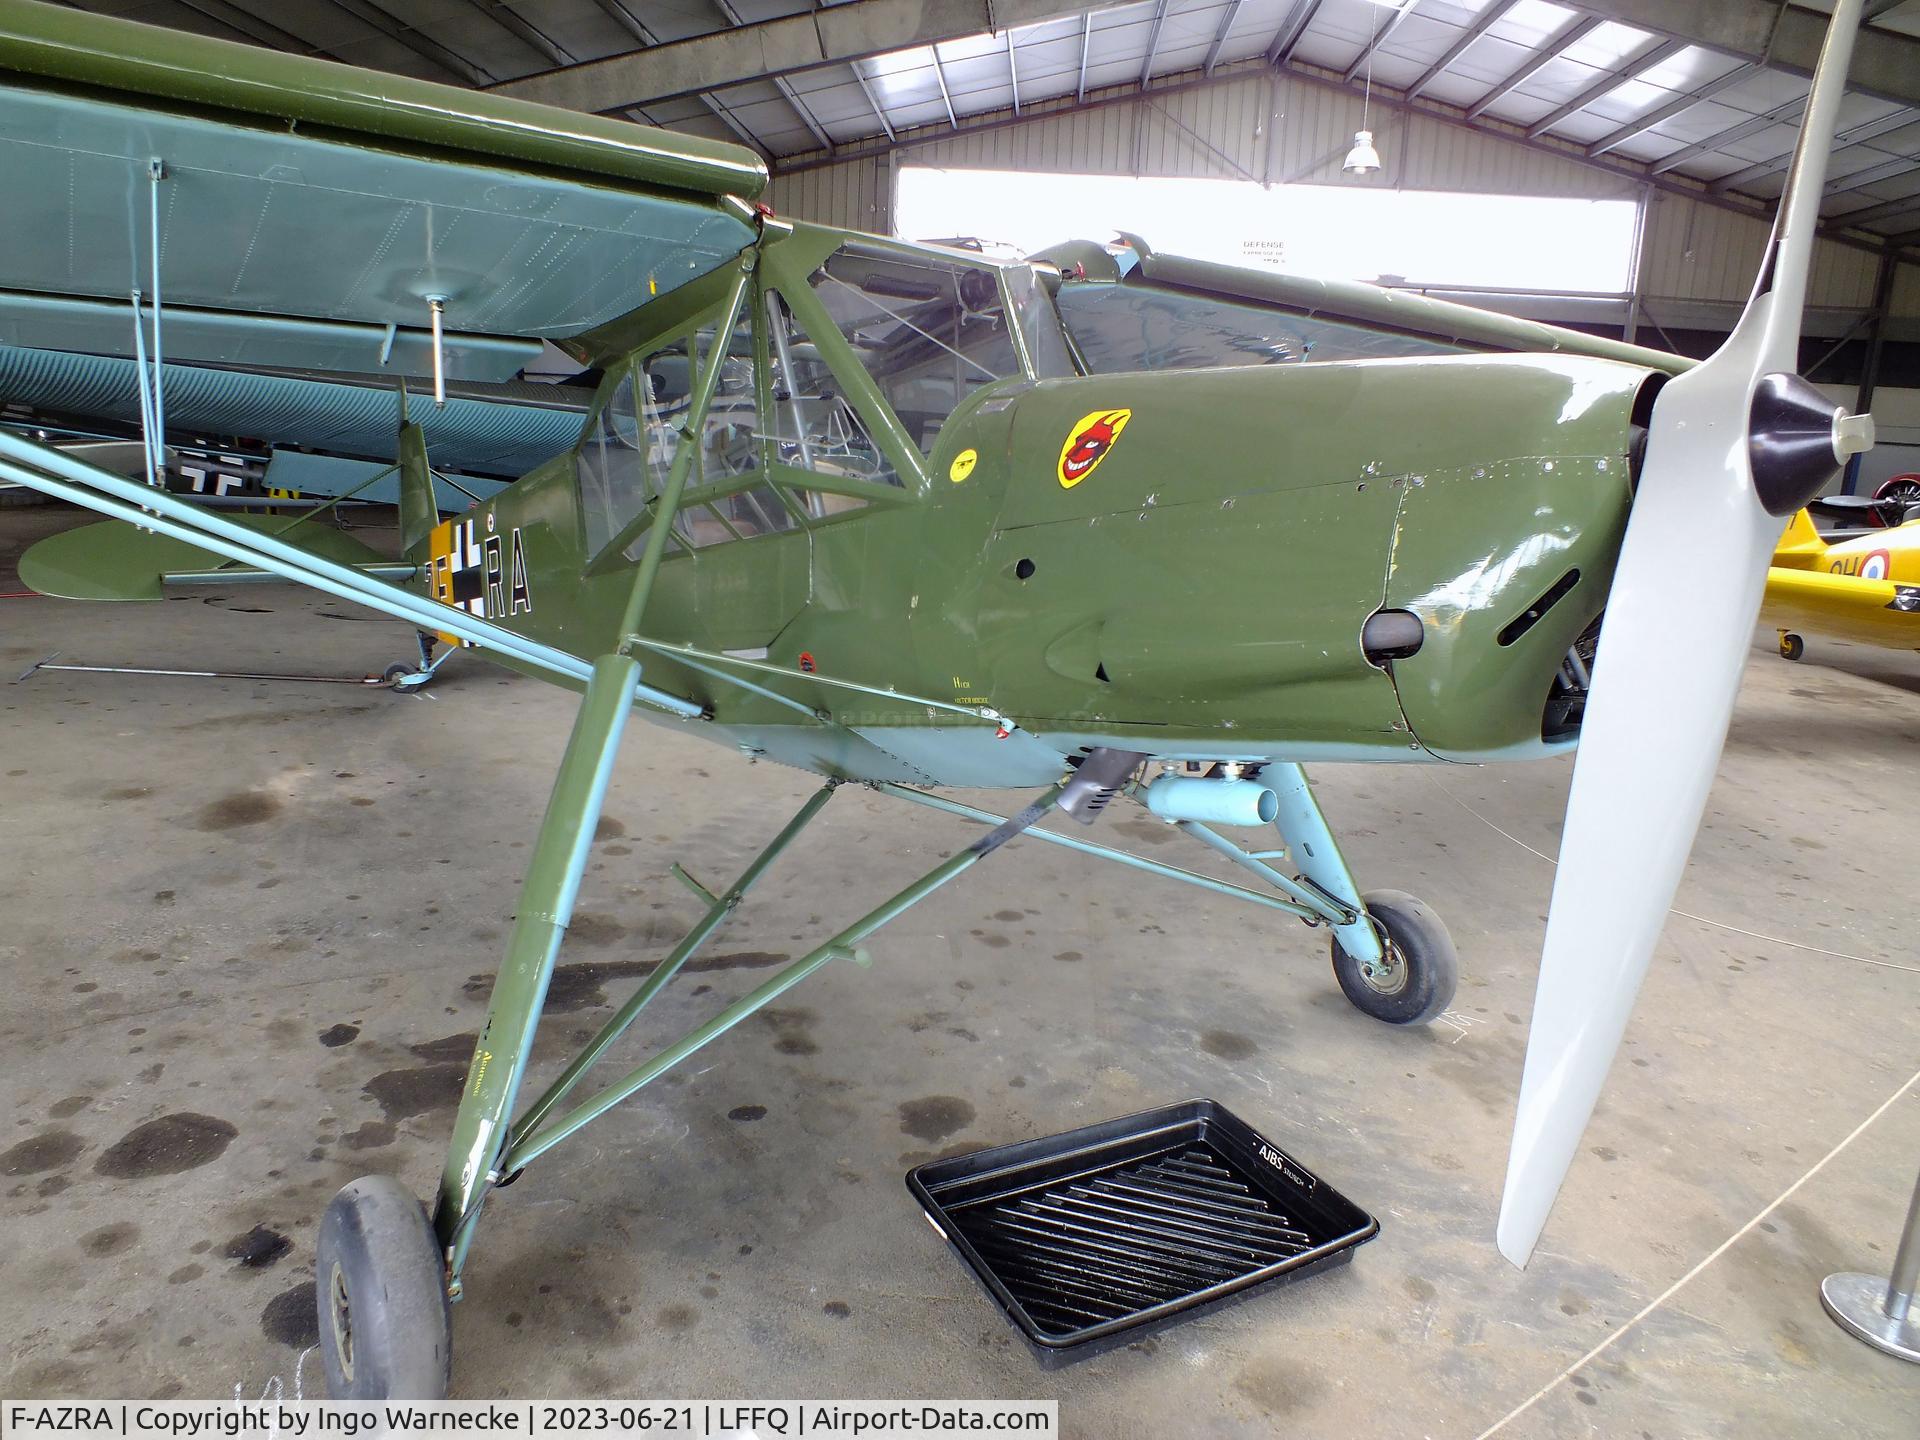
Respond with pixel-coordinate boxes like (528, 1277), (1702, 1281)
(1771, 506), (1829, 570)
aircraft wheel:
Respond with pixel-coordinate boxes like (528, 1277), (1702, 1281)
(315, 1177), (451, 1400)
(1779, 632), (1805, 661)
(1331, 890), (1457, 1026)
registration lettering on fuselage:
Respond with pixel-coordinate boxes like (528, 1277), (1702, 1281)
(428, 513), (533, 646)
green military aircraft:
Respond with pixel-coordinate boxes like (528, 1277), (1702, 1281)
(0, 0), (1876, 1399)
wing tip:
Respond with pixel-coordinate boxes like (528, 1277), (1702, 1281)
(1496, 1203), (1541, 1270)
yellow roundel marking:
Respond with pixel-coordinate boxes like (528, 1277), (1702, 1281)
(949, 448), (978, 483)
(1057, 408), (1132, 488)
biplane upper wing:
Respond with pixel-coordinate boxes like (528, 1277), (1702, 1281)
(0, 0), (762, 643)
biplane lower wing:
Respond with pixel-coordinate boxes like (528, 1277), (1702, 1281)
(1762, 565), (1920, 649)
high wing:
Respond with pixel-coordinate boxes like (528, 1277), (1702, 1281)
(0, 0), (761, 488)
(1032, 235), (1692, 376)
(0, 0), (761, 629)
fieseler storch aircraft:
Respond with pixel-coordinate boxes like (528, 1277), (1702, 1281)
(0, 0), (1883, 1400)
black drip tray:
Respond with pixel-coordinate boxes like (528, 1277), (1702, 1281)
(907, 1099), (1376, 1357)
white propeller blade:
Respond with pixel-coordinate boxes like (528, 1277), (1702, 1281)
(1497, 0), (1872, 1267)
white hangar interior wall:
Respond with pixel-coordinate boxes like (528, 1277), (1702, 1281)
(762, 64), (1919, 485)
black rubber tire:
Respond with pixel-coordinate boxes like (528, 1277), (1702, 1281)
(1779, 633), (1805, 661)
(1330, 889), (1458, 1026)
(315, 1177), (451, 1400)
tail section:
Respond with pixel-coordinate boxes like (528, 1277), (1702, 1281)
(397, 419), (438, 557)
(1771, 507), (1827, 571)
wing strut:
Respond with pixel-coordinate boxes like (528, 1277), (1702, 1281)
(0, 431), (702, 718)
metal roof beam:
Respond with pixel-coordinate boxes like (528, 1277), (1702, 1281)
(1463, 15), (1600, 122)
(1709, 108), (1917, 194)
(1586, 62), (1757, 158)
(1204, 0), (1247, 75)
(1344, 0), (1422, 85)
(1834, 194), (1920, 231)
(322, 0), (492, 85)
(1141, 0), (1169, 89)
(468, 1), (573, 69)
(174, 0), (333, 58)
(1076, 12), (1092, 100)
(491, 0), (1135, 110)
(930, 45), (959, 129)
(1556, 0), (1920, 110)
(1265, 0), (1324, 67)
(712, 0), (834, 154)
(849, 61), (897, 141)
(1647, 93), (1804, 176)
(1405, 0), (1516, 103)
(586, 0), (770, 158)
(1826, 155), (1920, 198)
(1525, 37), (1685, 139)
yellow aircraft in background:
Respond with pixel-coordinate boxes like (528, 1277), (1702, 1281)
(1767, 508), (1920, 658)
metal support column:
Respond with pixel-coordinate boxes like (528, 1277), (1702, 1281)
(1822, 1159), (1920, 1362)
(1844, 246), (1899, 494)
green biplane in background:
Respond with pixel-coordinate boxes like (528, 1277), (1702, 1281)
(0, 0), (1878, 1400)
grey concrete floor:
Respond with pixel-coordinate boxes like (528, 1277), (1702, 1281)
(2, 503), (1917, 1438)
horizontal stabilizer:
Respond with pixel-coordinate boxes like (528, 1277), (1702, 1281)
(19, 514), (398, 601)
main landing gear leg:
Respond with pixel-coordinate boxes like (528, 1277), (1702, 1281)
(876, 768), (1457, 1025)
(316, 653), (638, 1399)
(1267, 764), (1456, 1026)
(314, 667), (1068, 1398)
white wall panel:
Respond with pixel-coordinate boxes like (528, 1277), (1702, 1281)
(1638, 189), (1882, 309)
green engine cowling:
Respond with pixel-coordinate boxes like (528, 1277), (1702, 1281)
(922, 353), (1653, 763)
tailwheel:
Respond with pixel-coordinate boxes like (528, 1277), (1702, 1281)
(1331, 889), (1458, 1026)
(1778, 631), (1806, 661)
(316, 1176), (452, 1399)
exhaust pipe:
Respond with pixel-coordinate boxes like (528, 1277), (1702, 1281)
(1144, 776), (1278, 827)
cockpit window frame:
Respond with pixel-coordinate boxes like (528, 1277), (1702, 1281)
(754, 227), (1076, 496)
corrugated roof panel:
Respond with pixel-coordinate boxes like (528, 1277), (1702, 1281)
(1558, 20), (1657, 71)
